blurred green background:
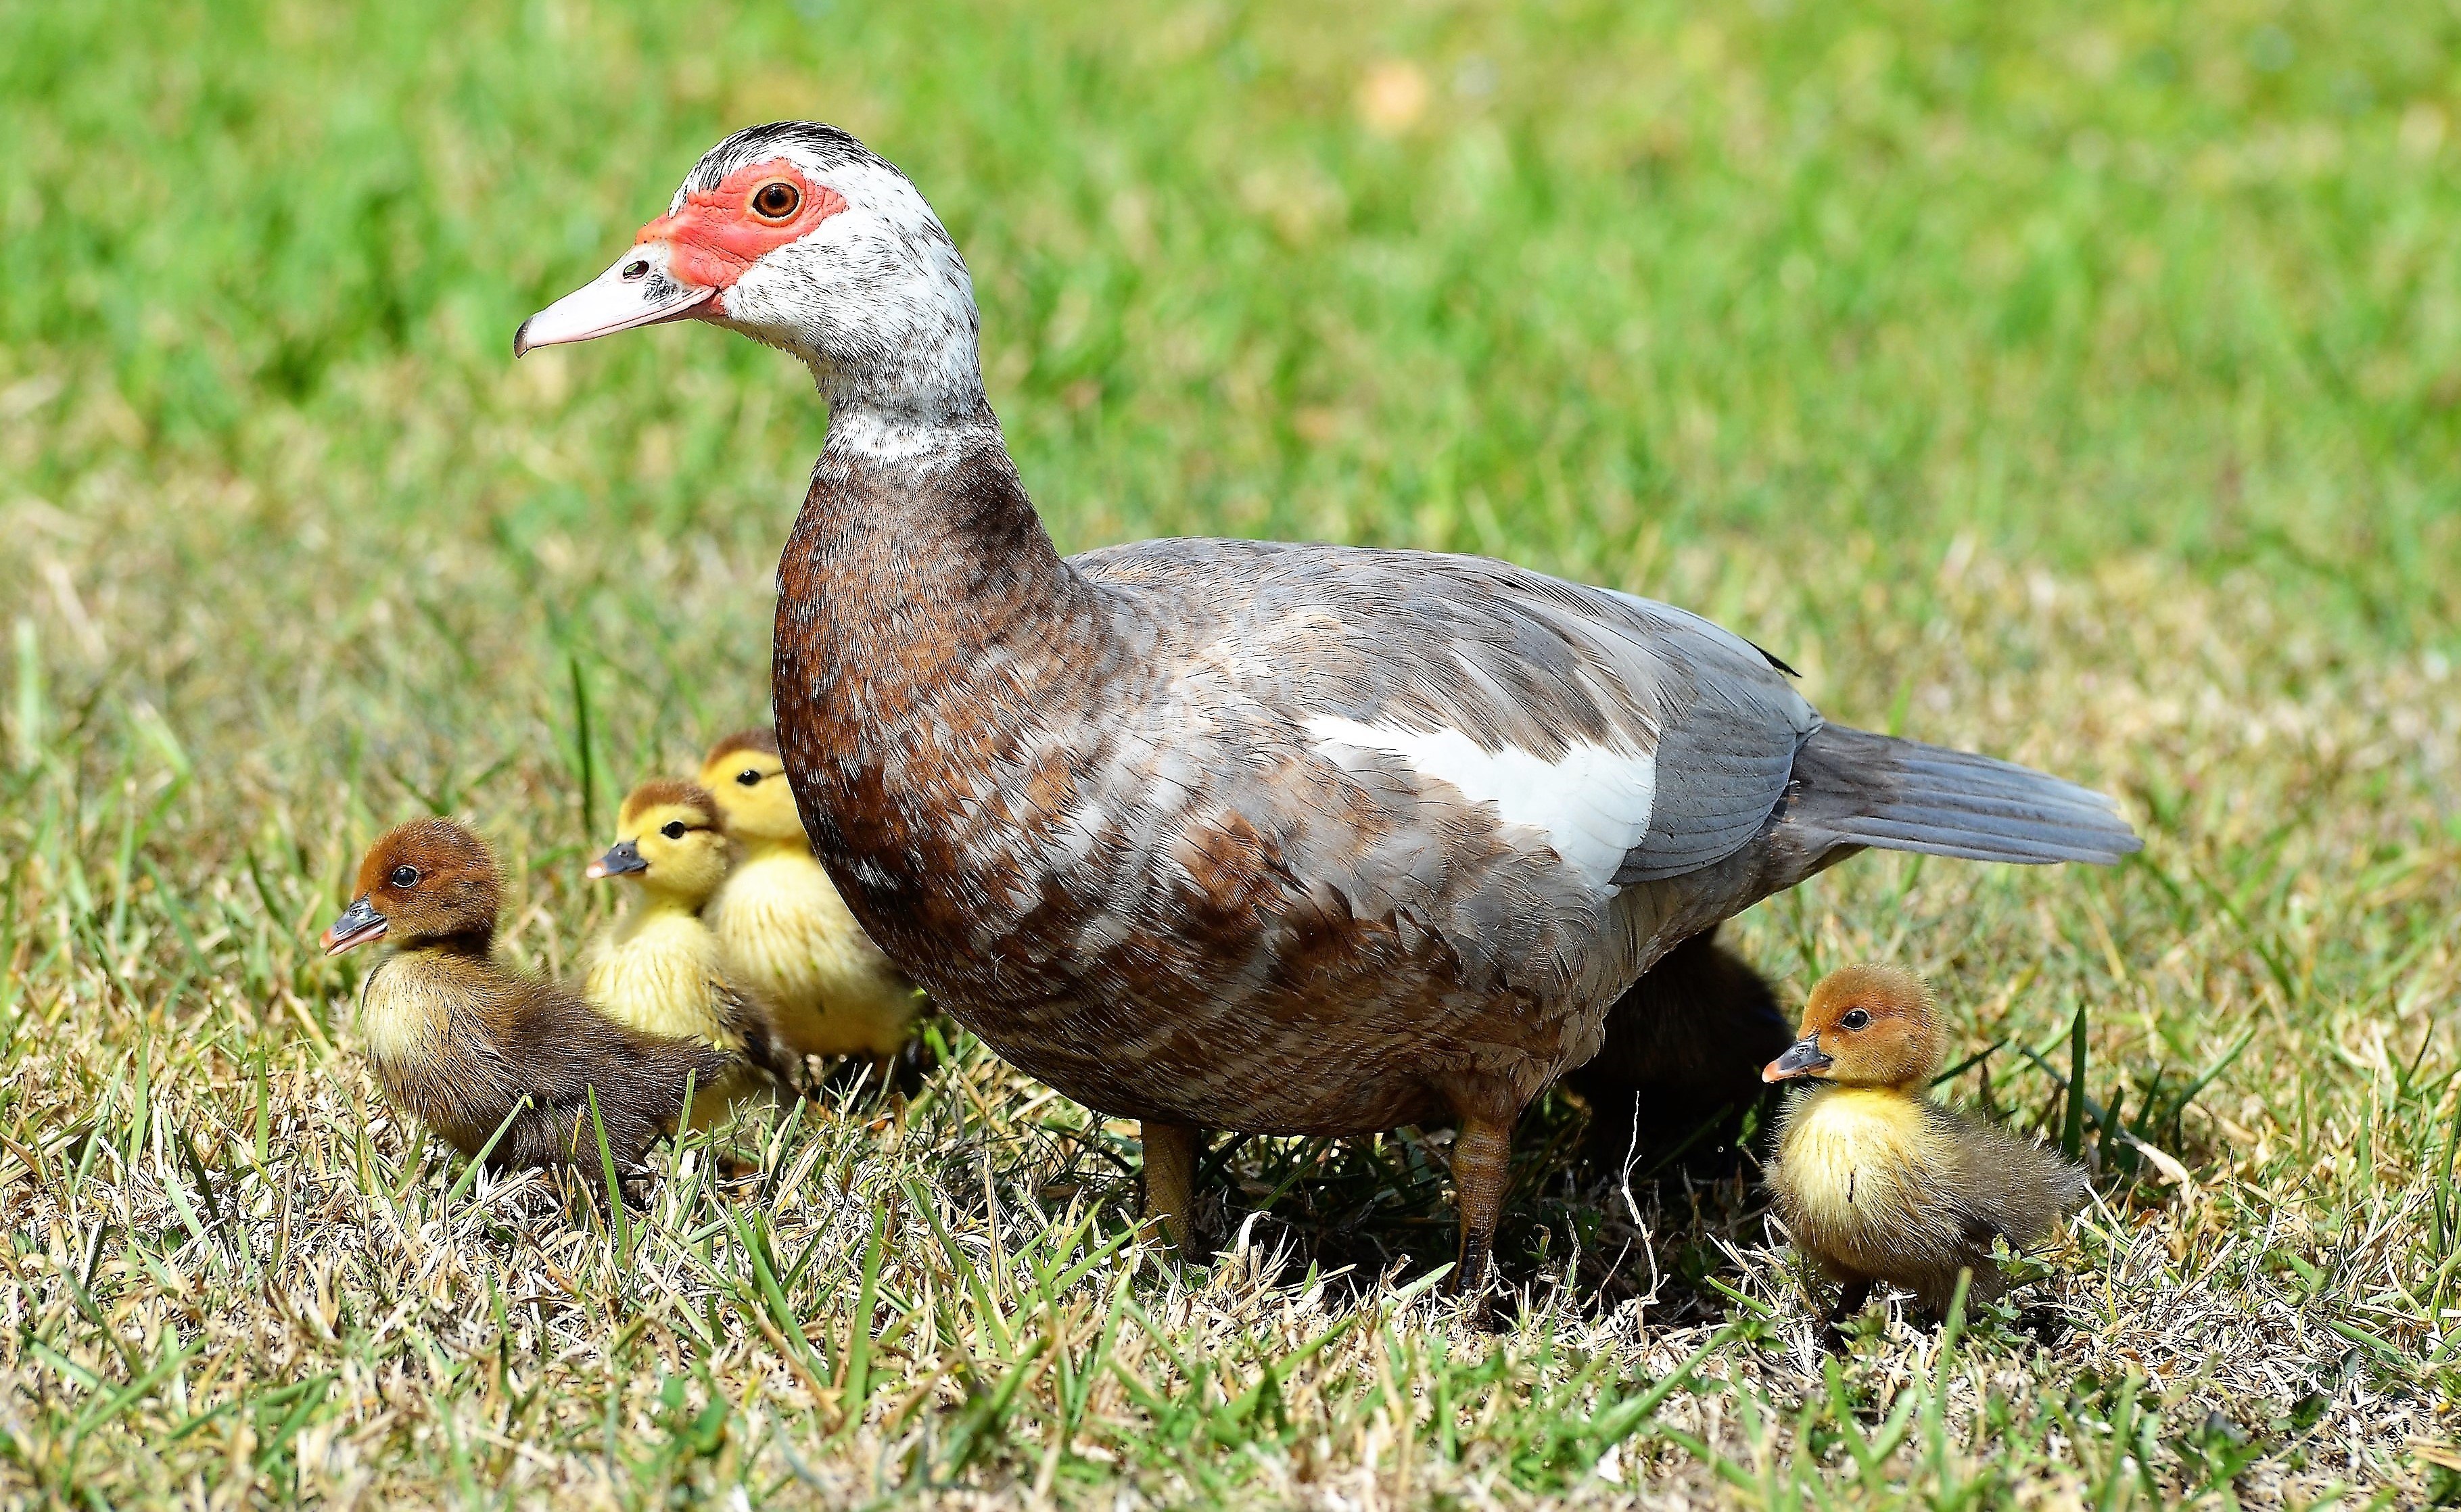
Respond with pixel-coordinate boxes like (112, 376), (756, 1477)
(8, 0), (2458, 617)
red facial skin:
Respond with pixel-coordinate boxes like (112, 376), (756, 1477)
(635, 158), (848, 302)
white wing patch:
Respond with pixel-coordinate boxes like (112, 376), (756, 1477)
(1305, 716), (1656, 893)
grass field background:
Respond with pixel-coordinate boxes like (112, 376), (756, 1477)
(3, 0), (2458, 1504)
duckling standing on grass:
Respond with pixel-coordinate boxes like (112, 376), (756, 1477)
(583, 778), (804, 1121)
(697, 728), (920, 1085)
(1763, 964), (2088, 1329)
(321, 818), (739, 1175)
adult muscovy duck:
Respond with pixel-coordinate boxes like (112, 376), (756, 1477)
(516, 123), (2138, 1283)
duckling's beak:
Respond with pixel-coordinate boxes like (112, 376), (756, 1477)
(587, 840), (648, 880)
(1762, 1034), (1834, 1083)
(320, 896), (388, 956)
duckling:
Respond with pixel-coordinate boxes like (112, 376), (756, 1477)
(1762, 964), (2088, 1329)
(697, 728), (920, 1080)
(583, 778), (802, 1122)
(320, 817), (738, 1174)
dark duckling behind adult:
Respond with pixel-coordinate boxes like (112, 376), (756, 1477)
(321, 818), (739, 1173)
(1762, 964), (2088, 1326)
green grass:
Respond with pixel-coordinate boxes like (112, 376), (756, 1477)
(3, 0), (2458, 1503)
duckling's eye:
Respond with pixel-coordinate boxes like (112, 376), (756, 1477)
(1839, 1008), (1871, 1031)
(736, 768), (763, 786)
(661, 821), (688, 841)
(389, 865), (421, 889)
(749, 181), (801, 221)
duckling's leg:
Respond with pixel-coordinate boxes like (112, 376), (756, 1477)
(1140, 1120), (1202, 1252)
(1449, 1114), (1516, 1298)
(1821, 1277), (1874, 1349)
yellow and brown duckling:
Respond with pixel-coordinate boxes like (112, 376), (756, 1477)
(697, 728), (920, 1080)
(1762, 965), (2088, 1328)
(321, 818), (739, 1175)
(583, 778), (803, 1120)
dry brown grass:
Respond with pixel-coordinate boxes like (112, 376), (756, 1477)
(5, 481), (2455, 1504)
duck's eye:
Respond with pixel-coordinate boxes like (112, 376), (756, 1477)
(389, 865), (421, 889)
(661, 820), (688, 841)
(736, 768), (763, 786)
(1839, 1008), (1871, 1031)
(749, 181), (801, 221)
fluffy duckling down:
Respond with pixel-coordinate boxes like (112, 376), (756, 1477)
(584, 779), (800, 1123)
(1764, 965), (2087, 1325)
(698, 728), (920, 1072)
(321, 818), (737, 1174)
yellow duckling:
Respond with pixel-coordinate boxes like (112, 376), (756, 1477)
(584, 778), (799, 1124)
(1763, 965), (2087, 1327)
(697, 729), (920, 1079)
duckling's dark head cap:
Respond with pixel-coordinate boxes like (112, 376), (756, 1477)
(618, 777), (719, 827)
(704, 727), (780, 765)
(348, 817), (503, 944)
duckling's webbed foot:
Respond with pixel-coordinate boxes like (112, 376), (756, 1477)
(1821, 1277), (1874, 1350)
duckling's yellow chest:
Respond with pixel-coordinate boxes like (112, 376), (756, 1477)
(358, 951), (462, 1074)
(1773, 1087), (1948, 1241)
(706, 847), (915, 1056)
(584, 906), (734, 1046)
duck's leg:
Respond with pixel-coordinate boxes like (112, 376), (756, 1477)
(1449, 1114), (1516, 1298)
(1140, 1120), (1202, 1252)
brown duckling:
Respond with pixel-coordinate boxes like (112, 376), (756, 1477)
(1762, 965), (2088, 1327)
(584, 778), (802, 1120)
(321, 818), (737, 1173)
(697, 728), (919, 1079)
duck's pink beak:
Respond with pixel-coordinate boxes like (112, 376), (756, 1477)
(514, 242), (716, 358)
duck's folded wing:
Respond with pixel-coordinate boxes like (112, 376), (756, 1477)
(1078, 541), (1821, 895)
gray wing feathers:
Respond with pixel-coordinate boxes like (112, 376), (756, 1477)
(1576, 592), (1820, 883)
(1789, 725), (2140, 866)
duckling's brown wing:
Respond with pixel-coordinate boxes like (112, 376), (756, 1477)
(477, 976), (739, 1168)
(713, 981), (809, 1095)
(1933, 1106), (2090, 1252)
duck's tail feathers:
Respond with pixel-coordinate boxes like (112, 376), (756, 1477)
(1790, 724), (2140, 866)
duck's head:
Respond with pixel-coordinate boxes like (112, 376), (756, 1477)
(322, 818), (502, 955)
(698, 728), (808, 847)
(589, 779), (730, 904)
(1762, 964), (1946, 1091)
(514, 122), (982, 417)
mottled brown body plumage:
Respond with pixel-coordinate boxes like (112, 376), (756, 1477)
(324, 818), (739, 1172)
(1764, 966), (2088, 1324)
